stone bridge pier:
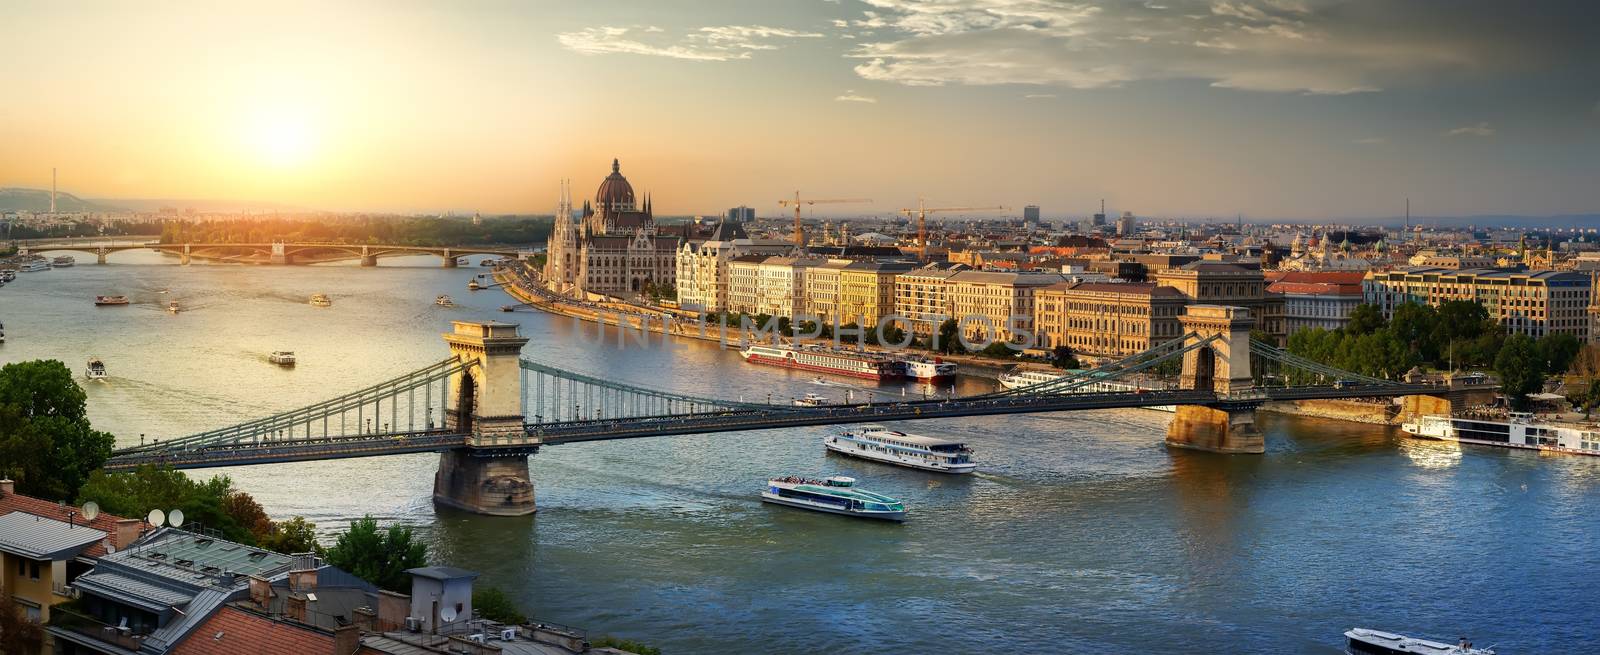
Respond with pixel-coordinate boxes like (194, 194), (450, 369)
(442, 249), (458, 268)
(96, 247), (109, 264)
(433, 321), (538, 516)
(360, 245), (377, 267)
(1166, 305), (1265, 454)
(180, 244), (192, 266)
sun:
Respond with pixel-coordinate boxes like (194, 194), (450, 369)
(245, 109), (319, 168)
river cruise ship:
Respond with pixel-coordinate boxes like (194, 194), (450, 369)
(19, 258), (50, 272)
(998, 369), (1176, 412)
(94, 295), (130, 306)
(740, 344), (902, 381)
(52, 255), (75, 267)
(825, 425), (976, 473)
(898, 356), (956, 382)
(760, 476), (906, 521)
(1344, 628), (1493, 655)
(1402, 413), (1600, 456)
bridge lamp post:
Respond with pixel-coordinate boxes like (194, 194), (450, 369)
(426, 408), (434, 429)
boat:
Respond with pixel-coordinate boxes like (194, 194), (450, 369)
(268, 351), (297, 366)
(1344, 628), (1493, 655)
(499, 305), (514, 312)
(998, 368), (1176, 412)
(1402, 412), (1600, 456)
(19, 259), (50, 272)
(1, 269), (16, 281)
(793, 393), (829, 407)
(760, 476), (906, 521)
(51, 255), (75, 267)
(85, 357), (107, 380)
(825, 425), (976, 474)
(94, 295), (130, 306)
(897, 355), (956, 382)
(740, 344), (902, 381)
(455, 258), (468, 266)
(467, 280), (483, 291)
(166, 301), (180, 314)
(435, 294), (455, 307)
(309, 293), (332, 307)
(479, 259), (496, 267)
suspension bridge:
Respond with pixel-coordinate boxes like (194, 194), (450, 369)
(103, 305), (1493, 515)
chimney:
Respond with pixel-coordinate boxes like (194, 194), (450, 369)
(248, 575), (273, 609)
(114, 519), (143, 550)
(288, 552), (319, 592)
(0, 479), (13, 496)
(352, 606), (377, 632)
(286, 593), (308, 623)
(332, 622), (360, 655)
(375, 590), (410, 632)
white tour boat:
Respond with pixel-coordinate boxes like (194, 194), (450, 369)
(1402, 412), (1600, 456)
(309, 293), (333, 307)
(166, 300), (180, 314)
(761, 476), (906, 521)
(52, 255), (75, 268)
(1344, 628), (1493, 655)
(85, 357), (108, 380)
(897, 355), (957, 382)
(19, 259), (51, 272)
(794, 393), (829, 407)
(467, 279), (483, 291)
(269, 351), (297, 366)
(435, 294), (455, 307)
(997, 369), (1176, 412)
(825, 425), (976, 473)
(740, 344), (901, 381)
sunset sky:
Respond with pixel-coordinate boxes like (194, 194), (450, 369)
(2, 0), (1597, 220)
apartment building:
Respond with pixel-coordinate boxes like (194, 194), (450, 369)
(725, 254), (768, 315)
(674, 225), (791, 313)
(1364, 267), (1592, 339)
(1267, 271), (1366, 333)
(945, 271), (1068, 345)
(803, 260), (852, 326)
(1154, 261), (1286, 341)
(1033, 282), (1188, 357)
(837, 261), (917, 327)
(894, 264), (968, 337)
(753, 256), (822, 319)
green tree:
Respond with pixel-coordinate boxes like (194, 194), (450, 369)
(324, 516), (428, 593)
(472, 586), (527, 625)
(1535, 333), (1581, 376)
(1495, 334), (1544, 410)
(934, 319), (965, 354)
(259, 516), (322, 555)
(1050, 346), (1079, 370)
(77, 466), (256, 544)
(979, 341), (1014, 359)
(0, 360), (116, 501)
(1345, 304), (1386, 336)
(0, 593), (45, 654)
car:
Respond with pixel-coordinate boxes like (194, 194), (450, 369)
(1333, 379), (1356, 389)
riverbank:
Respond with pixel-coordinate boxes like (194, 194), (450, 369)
(1261, 398), (1401, 425)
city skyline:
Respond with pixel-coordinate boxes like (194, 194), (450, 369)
(3, 1), (1598, 219)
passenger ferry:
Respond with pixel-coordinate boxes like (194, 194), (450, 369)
(166, 300), (180, 314)
(1402, 412), (1600, 456)
(435, 294), (455, 307)
(1344, 628), (1493, 655)
(94, 295), (130, 306)
(740, 344), (902, 381)
(268, 351), (297, 366)
(897, 356), (956, 382)
(998, 369), (1176, 412)
(51, 255), (75, 268)
(467, 279), (483, 291)
(825, 425), (976, 473)
(85, 357), (108, 380)
(309, 293), (333, 307)
(760, 476), (906, 521)
(19, 259), (50, 272)
(793, 393), (829, 407)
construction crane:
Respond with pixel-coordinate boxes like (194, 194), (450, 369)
(779, 192), (871, 248)
(899, 199), (1005, 260)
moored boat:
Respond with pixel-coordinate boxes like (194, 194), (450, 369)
(20, 258), (50, 272)
(760, 476), (906, 521)
(998, 368), (1176, 412)
(309, 293), (333, 307)
(94, 295), (130, 306)
(898, 355), (956, 382)
(1344, 628), (1493, 655)
(467, 279), (483, 291)
(269, 351), (297, 366)
(86, 357), (108, 380)
(740, 344), (901, 381)
(793, 392), (829, 407)
(825, 425), (976, 473)
(1403, 412), (1600, 456)
(436, 294), (455, 307)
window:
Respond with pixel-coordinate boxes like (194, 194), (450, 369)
(29, 560), (40, 580)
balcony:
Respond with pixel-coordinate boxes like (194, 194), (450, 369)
(48, 607), (150, 652)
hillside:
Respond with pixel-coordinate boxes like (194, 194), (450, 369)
(0, 188), (123, 212)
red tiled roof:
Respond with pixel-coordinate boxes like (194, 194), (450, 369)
(173, 606), (334, 655)
(0, 485), (134, 558)
(1266, 271), (1366, 284)
(1267, 281), (1362, 295)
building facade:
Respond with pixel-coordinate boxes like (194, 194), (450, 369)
(837, 262), (916, 328)
(754, 256), (821, 319)
(673, 224), (790, 313)
(1033, 282), (1188, 358)
(945, 271), (1068, 345)
(1154, 261), (1286, 341)
(1267, 271), (1366, 333)
(1364, 267), (1592, 340)
(894, 265), (967, 337)
(544, 159), (680, 297)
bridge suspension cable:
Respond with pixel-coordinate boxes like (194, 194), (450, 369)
(980, 332), (1211, 398)
(115, 358), (470, 456)
(519, 358), (775, 425)
(1247, 339), (1396, 386)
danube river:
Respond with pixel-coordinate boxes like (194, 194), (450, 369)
(4, 253), (1598, 653)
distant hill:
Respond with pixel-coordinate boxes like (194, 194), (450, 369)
(87, 197), (312, 213)
(0, 188), (123, 212)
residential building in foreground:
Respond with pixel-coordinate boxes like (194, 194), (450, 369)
(1364, 267), (1592, 340)
(894, 264), (968, 337)
(0, 479), (140, 633)
(1267, 271), (1367, 334)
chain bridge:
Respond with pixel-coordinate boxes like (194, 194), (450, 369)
(103, 306), (1494, 515)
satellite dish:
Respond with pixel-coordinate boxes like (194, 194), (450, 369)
(81, 501), (100, 522)
(168, 509), (185, 528)
(147, 509), (166, 527)
(440, 606), (458, 623)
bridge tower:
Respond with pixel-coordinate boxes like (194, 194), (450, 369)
(270, 241), (290, 265)
(442, 249), (458, 268)
(1167, 305), (1264, 454)
(360, 245), (377, 267)
(433, 321), (537, 515)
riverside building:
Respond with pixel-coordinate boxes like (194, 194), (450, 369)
(1363, 267), (1592, 340)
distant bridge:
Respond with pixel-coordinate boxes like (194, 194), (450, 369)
(103, 305), (1496, 516)
(24, 240), (525, 266)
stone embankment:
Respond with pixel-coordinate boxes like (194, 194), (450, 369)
(1260, 398), (1401, 425)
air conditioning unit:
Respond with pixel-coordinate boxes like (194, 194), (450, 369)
(500, 628), (517, 641)
(404, 616), (422, 633)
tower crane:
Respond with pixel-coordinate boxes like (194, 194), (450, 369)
(779, 192), (871, 248)
(899, 199), (1006, 260)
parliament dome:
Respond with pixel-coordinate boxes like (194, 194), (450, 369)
(596, 158), (635, 209)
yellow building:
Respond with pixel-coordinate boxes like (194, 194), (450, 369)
(802, 260), (851, 325)
(1034, 282), (1189, 358)
(1153, 262), (1285, 341)
(945, 271), (1067, 345)
(836, 262), (916, 328)
(0, 479), (138, 631)
(894, 265), (967, 337)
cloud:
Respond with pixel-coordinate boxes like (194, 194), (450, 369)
(842, 1), (1598, 95)
(1446, 122), (1494, 137)
(835, 91), (879, 103)
(557, 24), (822, 61)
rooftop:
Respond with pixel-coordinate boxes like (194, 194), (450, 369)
(0, 511), (109, 560)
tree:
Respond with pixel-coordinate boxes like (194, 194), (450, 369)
(1535, 333), (1581, 376)
(223, 491), (275, 542)
(934, 319), (965, 354)
(978, 341), (1014, 359)
(0, 360), (116, 501)
(472, 586), (527, 624)
(1050, 346), (1079, 370)
(1345, 304), (1385, 336)
(260, 516), (322, 556)
(0, 593), (45, 654)
(1495, 334), (1543, 410)
(324, 516), (428, 592)
(77, 466), (255, 544)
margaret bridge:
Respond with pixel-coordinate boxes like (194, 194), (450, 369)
(23, 239), (522, 266)
(103, 306), (1496, 516)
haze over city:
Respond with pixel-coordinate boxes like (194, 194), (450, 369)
(3, 0), (1598, 219)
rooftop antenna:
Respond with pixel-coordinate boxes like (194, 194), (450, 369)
(50, 167), (57, 213)
(147, 508), (167, 527)
(168, 508), (186, 528)
(82, 501), (100, 522)
(1405, 197), (1411, 241)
